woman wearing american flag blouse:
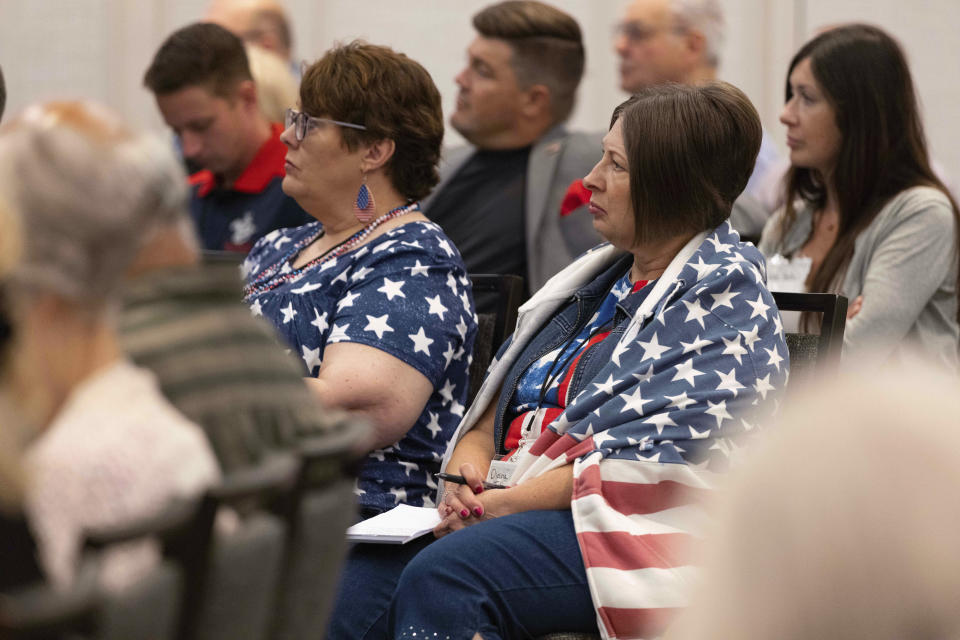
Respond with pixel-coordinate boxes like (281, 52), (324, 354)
(382, 84), (791, 640)
(243, 42), (476, 518)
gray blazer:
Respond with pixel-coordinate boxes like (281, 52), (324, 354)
(425, 125), (603, 292)
(759, 186), (959, 370)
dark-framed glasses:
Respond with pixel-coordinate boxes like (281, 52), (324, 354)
(284, 108), (367, 142)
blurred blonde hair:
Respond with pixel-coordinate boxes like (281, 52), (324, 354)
(668, 360), (960, 640)
(246, 43), (297, 124)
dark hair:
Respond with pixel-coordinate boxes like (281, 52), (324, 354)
(779, 24), (960, 313)
(299, 41), (443, 202)
(0, 65), (6, 121)
(473, 1), (584, 124)
(612, 82), (761, 244)
(144, 22), (252, 96)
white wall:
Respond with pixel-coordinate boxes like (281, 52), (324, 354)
(0, 1), (957, 179)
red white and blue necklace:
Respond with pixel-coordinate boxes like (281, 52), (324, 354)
(242, 202), (419, 300)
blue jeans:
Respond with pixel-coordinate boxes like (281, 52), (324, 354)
(391, 510), (597, 640)
(326, 510), (596, 640)
(326, 533), (434, 639)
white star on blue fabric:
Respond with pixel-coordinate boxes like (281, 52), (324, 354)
(409, 327), (434, 355)
(378, 277), (406, 300)
(337, 290), (361, 311)
(672, 359), (705, 387)
(310, 308), (329, 334)
(328, 323), (351, 342)
(754, 373), (775, 400)
(592, 374), (618, 396)
(620, 386), (652, 415)
(301, 345), (322, 372)
(351, 266), (374, 282)
(666, 391), (695, 410)
(409, 260), (430, 277)
(280, 302), (297, 324)
(740, 324), (761, 351)
(373, 240), (397, 254)
(709, 283), (741, 310)
(364, 314), (394, 339)
(437, 238), (454, 256)
(764, 345), (785, 371)
(643, 412), (677, 435)
(681, 298), (710, 328)
(680, 334), (712, 355)
(291, 281), (323, 294)
(721, 334), (747, 364)
(438, 379), (456, 404)
(425, 295), (448, 320)
(746, 293), (770, 319)
(715, 368), (745, 397)
(637, 332), (670, 362)
(425, 411), (442, 438)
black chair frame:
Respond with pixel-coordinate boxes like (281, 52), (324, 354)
(770, 291), (848, 374)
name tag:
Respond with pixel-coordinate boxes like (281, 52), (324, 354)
(486, 459), (517, 487)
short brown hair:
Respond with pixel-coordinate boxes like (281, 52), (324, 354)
(144, 22), (252, 97)
(473, 1), (584, 124)
(299, 41), (443, 202)
(613, 82), (761, 244)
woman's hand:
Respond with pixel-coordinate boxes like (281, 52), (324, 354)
(434, 463), (507, 537)
(433, 464), (576, 538)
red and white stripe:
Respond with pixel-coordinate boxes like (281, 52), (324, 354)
(570, 455), (718, 639)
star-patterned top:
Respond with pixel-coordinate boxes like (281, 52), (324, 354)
(244, 219), (477, 512)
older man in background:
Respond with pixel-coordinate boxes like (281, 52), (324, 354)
(206, 0), (295, 66)
(424, 0), (602, 296)
(614, 0), (783, 237)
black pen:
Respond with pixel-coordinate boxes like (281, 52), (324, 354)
(435, 472), (507, 490)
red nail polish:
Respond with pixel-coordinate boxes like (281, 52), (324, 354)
(460, 509), (469, 518)
(474, 485), (484, 494)
(473, 506), (483, 516)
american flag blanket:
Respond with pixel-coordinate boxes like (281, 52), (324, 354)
(445, 222), (789, 639)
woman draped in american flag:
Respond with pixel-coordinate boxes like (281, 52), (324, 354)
(382, 84), (790, 640)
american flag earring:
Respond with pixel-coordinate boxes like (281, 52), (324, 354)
(354, 174), (376, 223)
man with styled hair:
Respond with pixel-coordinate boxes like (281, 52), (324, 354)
(144, 22), (310, 252)
(424, 0), (601, 295)
(614, 0), (783, 237)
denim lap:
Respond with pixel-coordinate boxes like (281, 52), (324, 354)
(390, 510), (598, 640)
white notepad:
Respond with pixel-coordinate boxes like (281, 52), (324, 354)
(346, 504), (442, 544)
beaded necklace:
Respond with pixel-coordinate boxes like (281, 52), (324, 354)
(243, 202), (419, 300)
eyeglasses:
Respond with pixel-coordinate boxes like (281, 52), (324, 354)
(284, 108), (367, 142)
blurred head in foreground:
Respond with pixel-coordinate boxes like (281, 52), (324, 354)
(0, 100), (187, 424)
(668, 359), (960, 640)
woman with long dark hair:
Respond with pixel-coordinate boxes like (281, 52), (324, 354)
(759, 24), (960, 369)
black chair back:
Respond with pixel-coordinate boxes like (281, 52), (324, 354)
(467, 274), (524, 405)
(268, 428), (363, 640)
(84, 454), (298, 640)
(770, 292), (848, 379)
(201, 250), (245, 266)
(0, 557), (101, 640)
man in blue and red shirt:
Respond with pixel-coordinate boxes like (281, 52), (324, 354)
(144, 22), (311, 253)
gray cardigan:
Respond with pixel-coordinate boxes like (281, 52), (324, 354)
(758, 186), (959, 370)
